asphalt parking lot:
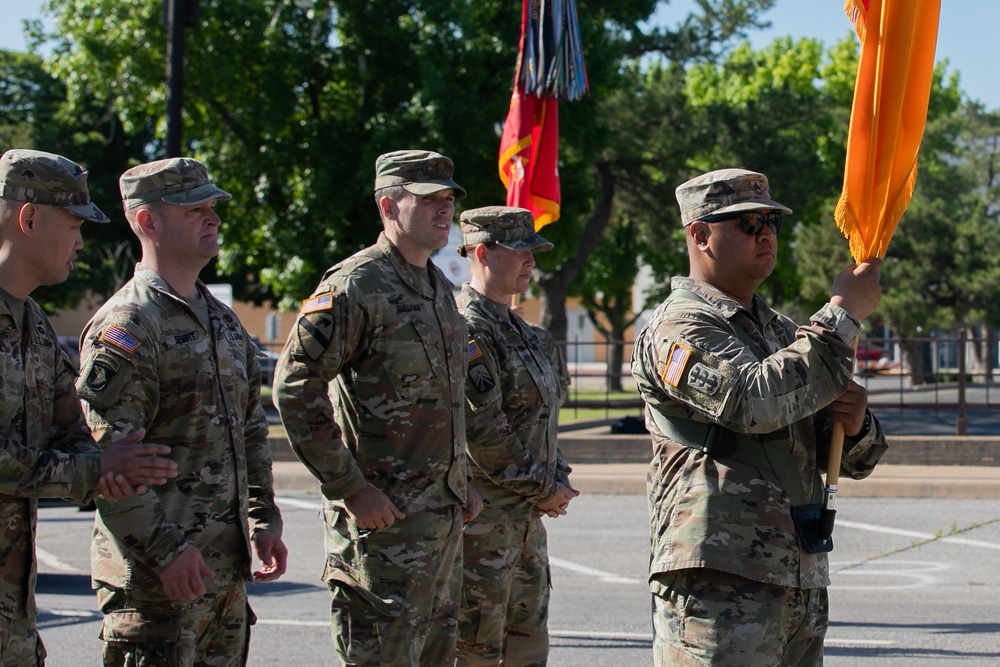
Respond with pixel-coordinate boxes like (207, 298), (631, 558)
(34, 492), (1000, 666)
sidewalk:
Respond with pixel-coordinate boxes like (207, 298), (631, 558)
(271, 460), (1000, 499)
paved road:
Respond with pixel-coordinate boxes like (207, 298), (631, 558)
(34, 493), (1000, 666)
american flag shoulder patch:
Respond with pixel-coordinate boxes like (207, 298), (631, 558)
(100, 325), (141, 354)
(468, 339), (483, 362)
(662, 343), (691, 387)
(301, 292), (334, 314)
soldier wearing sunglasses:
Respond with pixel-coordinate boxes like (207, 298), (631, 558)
(632, 168), (888, 666)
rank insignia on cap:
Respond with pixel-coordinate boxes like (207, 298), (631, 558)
(100, 325), (141, 354)
(662, 343), (691, 387)
(301, 292), (333, 314)
(468, 339), (483, 362)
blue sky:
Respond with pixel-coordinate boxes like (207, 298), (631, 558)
(3, 0), (997, 109)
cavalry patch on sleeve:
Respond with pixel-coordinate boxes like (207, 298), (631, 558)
(686, 362), (722, 396)
(301, 292), (334, 314)
(99, 325), (141, 354)
(468, 362), (495, 393)
(468, 339), (483, 363)
(662, 343), (691, 387)
(297, 312), (335, 362)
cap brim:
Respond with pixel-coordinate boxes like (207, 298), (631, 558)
(702, 199), (792, 220)
(161, 184), (233, 206)
(63, 203), (110, 223)
(498, 233), (553, 252)
(402, 180), (467, 200)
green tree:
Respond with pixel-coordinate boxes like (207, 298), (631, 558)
(0, 48), (149, 311)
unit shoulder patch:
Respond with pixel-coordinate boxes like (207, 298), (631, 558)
(686, 362), (722, 396)
(468, 362), (495, 393)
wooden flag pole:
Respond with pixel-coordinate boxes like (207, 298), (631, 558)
(820, 337), (859, 541)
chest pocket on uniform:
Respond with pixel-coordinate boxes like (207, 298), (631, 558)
(375, 317), (438, 401)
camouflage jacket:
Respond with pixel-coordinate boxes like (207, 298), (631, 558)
(76, 265), (281, 596)
(0, 290), (101, 618)
(273, 233), (468, 516)
(458, 285), (571, 523)
(631, 276), (888, 589)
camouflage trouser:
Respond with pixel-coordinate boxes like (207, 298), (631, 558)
(456, 518), (549, 667)
(651, 568), (828, 667)
(0, 613), (46, 666)
(325, 504), (463, 666)
(97, 582), (254, 667)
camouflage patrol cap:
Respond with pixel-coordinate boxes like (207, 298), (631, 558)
(0, 149), (109, 223)
(460, 206), (553, 252)
(374, 149), (467, 200)
(120, 157), (232, 210)
(676, 168), (792, 226)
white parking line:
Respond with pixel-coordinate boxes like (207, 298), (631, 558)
(36, 547), (83, 574)
(837, 519), (1000, 550)
(277, 496), (323, 511)
(548, 556), (642, 585)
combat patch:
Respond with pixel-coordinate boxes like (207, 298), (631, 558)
(301, 292), (334, 314)
(662, 343), (691, 387)
(468, 362), (495, 393)
(686, 362), (722, 396)
(468, 339), (483, 362)
(297, 311), (335, 361)
(100, 325), (141, 354)
(85, 358), (117, 392)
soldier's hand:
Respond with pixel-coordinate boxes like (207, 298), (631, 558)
(827, 381), (869, 437)
(99, 428), (177, 494)
(158, 545), (215, 601)
(344, 484), (406, 529)
(251, 530), (288, 583)
(830, 258), (882, 321)
(535, 483), (581, 518)
(462, 485), (483, 522)
(96, 472), (135, 500)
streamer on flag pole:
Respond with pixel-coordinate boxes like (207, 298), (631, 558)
(499, 0), (589, 230)
(820, 0), (941, 547)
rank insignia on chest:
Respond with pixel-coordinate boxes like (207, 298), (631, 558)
(100, 325), (141, 354)
(662, 342), (691, 387)
(468, 362), (495, 393)
(468, 339), (483, 362)
(301, 292), (333, 314)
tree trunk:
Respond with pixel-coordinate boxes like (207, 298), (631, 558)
(534, 160), (616, 342)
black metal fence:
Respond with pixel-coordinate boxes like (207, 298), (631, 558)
(559, 329), (1000, 436)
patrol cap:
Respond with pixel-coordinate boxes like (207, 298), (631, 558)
(374, 149), (467, 200)
(120, 157), (232, 210)
(460, 206), (553, 252)
(0, 149), (109, 223)
(676, 168), (792, 226)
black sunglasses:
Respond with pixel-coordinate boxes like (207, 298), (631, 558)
(700, 211), (783, 236)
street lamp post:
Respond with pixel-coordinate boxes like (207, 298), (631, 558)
(164, 0), (199, 157)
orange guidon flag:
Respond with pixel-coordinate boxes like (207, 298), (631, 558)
(836, 0), (942, 263)
(498, 87), (560, 230)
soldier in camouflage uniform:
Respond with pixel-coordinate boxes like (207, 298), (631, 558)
(0, 149), (177, 667)
(631, 169), (889, 666)
(76, 158), (286, 667)
(511, 306), (571, 403)
(273, 150), (476, 666)
(455, 207), (578, 666)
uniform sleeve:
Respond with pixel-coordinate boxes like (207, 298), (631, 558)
(636, 302), (861, 434)
(816, 409), (889, 480)
(272, 284), (368, 501)
(0, 343), (101, 503)
(77, 315), (189, 571)
(463, 325), (556, 504)
(244, 334), (283, 538)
